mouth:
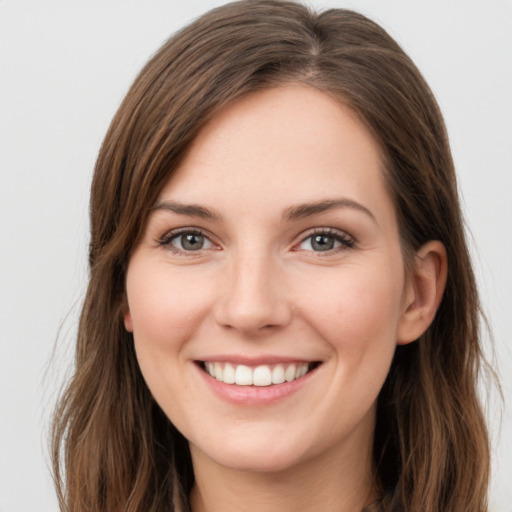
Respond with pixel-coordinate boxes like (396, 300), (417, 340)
(198, 361), (321, 387)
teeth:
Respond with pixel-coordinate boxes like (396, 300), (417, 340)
(223, 363), (236, 384)
(297, 364), (307, 379)
(235, 365), (252, 385)
(204, 362), (311, 386)
(214, 362), (223, 381)
(285, 364), (296, 382)
(271, 364), (285, 384)
(253, 365), (272, 386)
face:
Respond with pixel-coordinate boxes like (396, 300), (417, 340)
(124, 85), (414, 476)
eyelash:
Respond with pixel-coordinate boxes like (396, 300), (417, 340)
(158, 227), (355, 256)
(158, 228), (214, 256)
(296, 227), (355, 254)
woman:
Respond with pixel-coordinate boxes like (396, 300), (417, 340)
(51, 1), (491, 510)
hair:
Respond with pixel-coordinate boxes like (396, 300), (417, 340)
(51, 1), (491, 511)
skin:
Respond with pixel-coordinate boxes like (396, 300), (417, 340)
(124, 85), (446, 512)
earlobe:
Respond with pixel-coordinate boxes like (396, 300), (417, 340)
(124, 311), (133, 332)
(122, 296), (133, 332)
(397, 240), (447, 345)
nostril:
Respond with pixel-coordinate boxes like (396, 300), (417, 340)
(215, 299), (293, 334)
(213, 266), (293, 334)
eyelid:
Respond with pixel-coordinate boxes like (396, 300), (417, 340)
(157, 227), (219, 255)
(156, 225), (354, 256)
(293, 227), (355, 253)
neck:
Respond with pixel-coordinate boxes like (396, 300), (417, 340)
(189, 435), (378, 512)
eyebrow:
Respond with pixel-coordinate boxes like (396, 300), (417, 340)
(151, 197), (375, 223)
(151, 200), (223, 221)
(282, 198), (376, 222)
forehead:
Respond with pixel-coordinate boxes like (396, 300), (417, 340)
(158, 85), (392, 223)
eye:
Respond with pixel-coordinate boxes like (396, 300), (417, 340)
(297, 229), (354, 253)
(160, 229), (214, 253)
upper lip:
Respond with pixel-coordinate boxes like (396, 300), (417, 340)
(196, 355), (320, 366)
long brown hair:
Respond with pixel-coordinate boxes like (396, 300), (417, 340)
(51, 1), (491, 510)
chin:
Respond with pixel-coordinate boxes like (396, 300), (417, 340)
(217, 452), (303, 474)
(190, 432), (309, 474)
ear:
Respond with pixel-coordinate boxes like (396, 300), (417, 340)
(397, 240), (447, 345)
(121, 295), (133, 332)
(124, 311), (133, 332)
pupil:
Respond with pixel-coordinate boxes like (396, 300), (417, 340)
(312, 234), (334, 251)
(182, 233), (203, 250)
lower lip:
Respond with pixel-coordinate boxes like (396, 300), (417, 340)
(195, 363), (317, 406)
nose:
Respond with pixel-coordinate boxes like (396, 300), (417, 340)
(214, 251), (292, 336)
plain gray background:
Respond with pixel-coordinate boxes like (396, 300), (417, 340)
(1, 1), (511, 511)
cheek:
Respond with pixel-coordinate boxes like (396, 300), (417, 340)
(126, 263), (215, 355)
(296, 262), (404, 365)
(125, 263), (216, 422)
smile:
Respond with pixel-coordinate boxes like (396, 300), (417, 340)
(201, 361), (318, 386)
